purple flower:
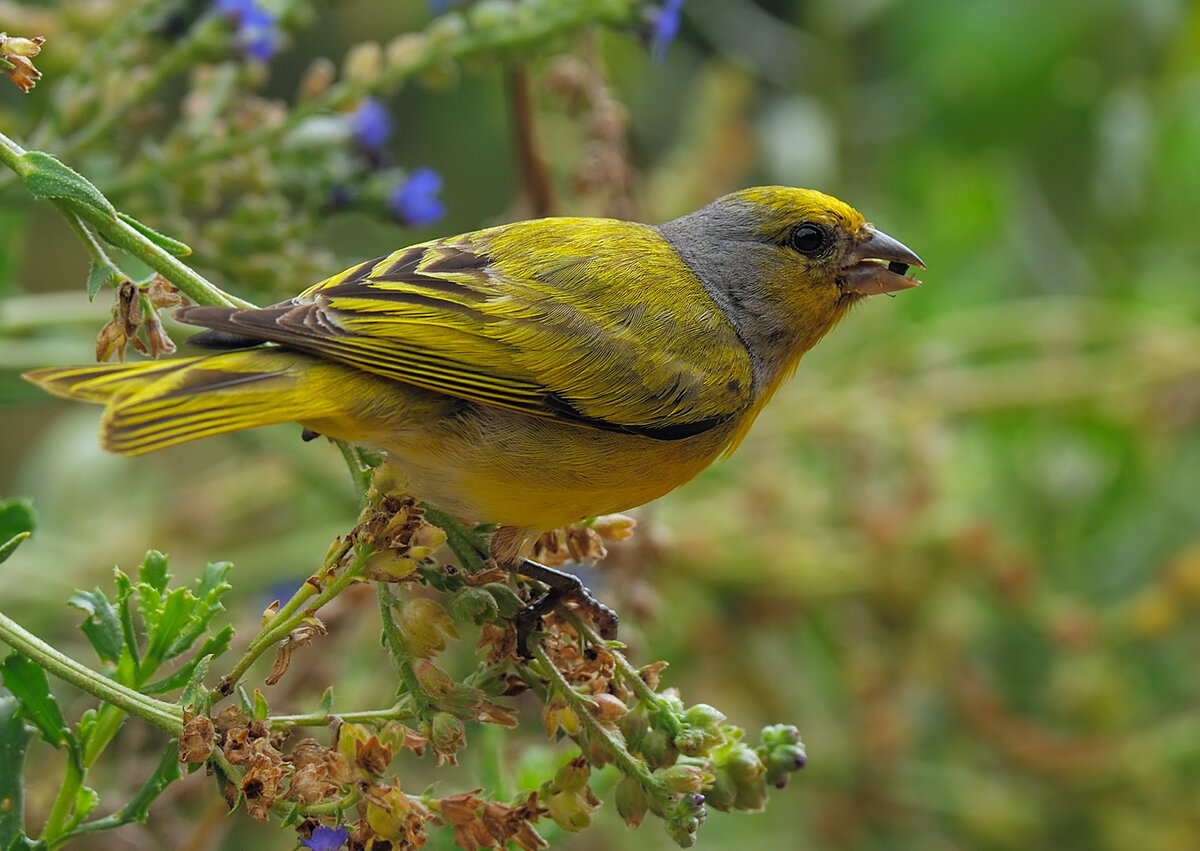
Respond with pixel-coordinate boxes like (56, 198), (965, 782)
(352, 97), (394, 151)
(429, 0), (466, 13)
(388, 168), (446, 227)
(299, 825), (350, 851)
(214, 0), (281, 62)
(651, 0), (685, 63)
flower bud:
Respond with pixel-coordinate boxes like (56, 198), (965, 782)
(451, 586), (499, 625)
(675, 704), (727, 756)
(657, 762), (708, 795)
(399, 598), (458, 657)
(639, 727), (678, 769)
(614, 775), (648, 828)
(665, 792), (706, 846)
(618, 705), (651, 751)
(430, 712), (466, 764)
(589, 692), (629, 723)
(412, 659), (456, 697)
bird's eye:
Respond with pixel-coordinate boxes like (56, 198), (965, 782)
(788, 223), (829, 255)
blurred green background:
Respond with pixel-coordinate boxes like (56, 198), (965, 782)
(2, 1), (1200, 849)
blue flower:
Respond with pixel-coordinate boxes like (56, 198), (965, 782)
(214, 0), (281, 62)
(352, 97), (394, 152)
(429, 0), (466, 13)
(389, 168), (446, 227)
(299, 825), (350, 851)
(650, 0), (685, 63)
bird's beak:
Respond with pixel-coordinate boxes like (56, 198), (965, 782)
(840, 226), (925, 295)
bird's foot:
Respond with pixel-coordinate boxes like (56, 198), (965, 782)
(513, 557), (618, 657)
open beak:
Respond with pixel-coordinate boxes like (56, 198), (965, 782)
(840, 226), (925, 296)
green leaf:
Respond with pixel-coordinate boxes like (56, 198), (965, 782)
(5, 834), (47, 851)
(143, 626), (233, 695)
(73, 785), (100, 823)
(252, 689), (269, 721)
(195, 561), (233, 602)
(144, 588), (194, 672)
(19, 152), (116, 219)
(68, 589), (124, 665)
(139, 550), (170, 594)
(0, 655), (74, 751)
(0, 499), (35, 543)
(85, 260), (117, 301)
(0, 697), (32, 849)
(113, 568), (141, 670)
(0, 532), (29, 566)
(115, 213), (192, 257)
(177, 653), (216, 711)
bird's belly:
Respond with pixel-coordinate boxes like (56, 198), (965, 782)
(374, 404), (734, 530)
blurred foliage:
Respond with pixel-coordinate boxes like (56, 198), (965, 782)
(1, 0), (1200, 849)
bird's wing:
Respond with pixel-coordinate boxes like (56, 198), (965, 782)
(176, 218), (753, 439)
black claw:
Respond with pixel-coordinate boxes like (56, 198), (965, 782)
(512, 557), (619, 657)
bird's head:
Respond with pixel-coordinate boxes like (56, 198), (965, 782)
(660, 185), (923, 390)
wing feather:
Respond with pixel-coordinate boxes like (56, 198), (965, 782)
(175, 218), (753, 438)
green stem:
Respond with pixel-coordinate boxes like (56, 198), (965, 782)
(569, 616), (683, 736)
(0, 611), (182, 734)
(376, 587), (432, 715)
(40, 753), (84, 845)
(528, 638), (667, 801)
(334, 440), (376, 503)
(0, 128), (250, 309)
(421, 506), (490, 570)
(268, 700), (411, 730)
(88, 209), (252, 308)
(213, 535), (367, 700)
(80, 703), (131, 767)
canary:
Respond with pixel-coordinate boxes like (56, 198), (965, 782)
(26, 186), (921, 574)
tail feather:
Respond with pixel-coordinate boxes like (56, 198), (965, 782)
(24, 350), (356, 455)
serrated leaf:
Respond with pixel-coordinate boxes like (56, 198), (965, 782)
(85, 260), (117, 301)
(195, 561), (233, 601)
(0, 655), (73, 751)
(68, 588), (124, 664)
(139, 550), (170, 594)
(143, 626), (233, 696)
(177, 653), (216, 711)
(115, 213), (192, 257)
(111, 568), (140, 670)
(141, 588), (193, 676)
(0, 697), (32, 849)
(74, 785), (100, 822)
(19, 152), (116, 219)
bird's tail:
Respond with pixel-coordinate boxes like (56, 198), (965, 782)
(24, 348), (360, 455)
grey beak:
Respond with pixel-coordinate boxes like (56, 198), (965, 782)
(841, 226), (925, 296)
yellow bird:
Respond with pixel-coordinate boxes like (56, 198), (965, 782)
(25, 186), (921, 632)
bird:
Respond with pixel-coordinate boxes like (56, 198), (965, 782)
(25, 186), (922, 639)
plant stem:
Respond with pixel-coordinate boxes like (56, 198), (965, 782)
(214, 535), (367, 700)
(528, 638), (667, 801)
(0, 611), (182, 735)
(267, 700), (410, 730)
